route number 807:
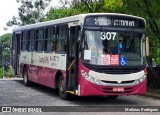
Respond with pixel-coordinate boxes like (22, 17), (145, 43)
(100, 32), (117, 40)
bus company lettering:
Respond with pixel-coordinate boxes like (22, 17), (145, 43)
(50, 56), (59, 62)
(31, 53), (34, 64)
(22, 56), (27, 62)
(95, 18), (111, 26)
(39, 56), (49, 63)
(94, 17), (135, 27)
(114, 20), (134, 27)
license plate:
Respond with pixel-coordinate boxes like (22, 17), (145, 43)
(113, 87), (124, 92)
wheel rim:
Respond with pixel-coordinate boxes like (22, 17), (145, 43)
(24, 73), (27, 84)
(59, 80), (65, 94)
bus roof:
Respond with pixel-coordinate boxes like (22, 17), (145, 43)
(13, 13), (146, 32)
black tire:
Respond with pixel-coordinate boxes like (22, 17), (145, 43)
(58, 75), (72, 100)
(23, 67), (30, 86)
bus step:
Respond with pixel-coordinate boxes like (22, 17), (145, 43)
(66, 91), (75, 94)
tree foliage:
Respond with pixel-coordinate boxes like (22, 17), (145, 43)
(0, 68), (2, 78)
(7, 0), (51, 26)
(0, 33), (11, 61)
(122, 0), (160, 64)
(6, 0), (160, 64)
(43, 7), (79, 21)
(0, 33), (12, 78)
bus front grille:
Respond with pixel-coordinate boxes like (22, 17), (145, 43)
(97, 68), (141, 74)
(101, 80), (135, 84)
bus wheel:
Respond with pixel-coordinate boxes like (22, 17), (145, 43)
(58, 75), (71, 100)
(23, 68), (30, 86)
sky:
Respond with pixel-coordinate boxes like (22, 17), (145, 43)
(0, 0), (61, 36)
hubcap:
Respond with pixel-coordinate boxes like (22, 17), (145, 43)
(60, 80), (65, 94)
(24, 73), (27, 84)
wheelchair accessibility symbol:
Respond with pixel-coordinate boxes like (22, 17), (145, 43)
(120, 57), (126, 66)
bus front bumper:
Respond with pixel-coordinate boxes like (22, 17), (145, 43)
(78, 77), (147, 96)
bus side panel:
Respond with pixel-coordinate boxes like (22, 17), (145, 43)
(44, 67), (56, 88)
(20, 63), (33, 82)
(20, 63), (37, 82)
(44, 69), (66, 89)
(28, 65), (38, 82)
(30, 66), (63, 89)
(35, 66), (66, 89)
(37, 66), (44, 85)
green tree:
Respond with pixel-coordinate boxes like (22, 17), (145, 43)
(0, 33), (13, 78)
(0, 33), (11, 61)
(121, 0), (160, 86)
(44, 0), (105, 21)
(0, 68), (3, 78)
(43, 7), (79, 21)
(122, 0), (160, 64)
(7, 0), (51, 26)
(5, 68), (14, 78)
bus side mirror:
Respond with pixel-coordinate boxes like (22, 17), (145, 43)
(152, 58), (157, 67)
(146, 36), (149, 56)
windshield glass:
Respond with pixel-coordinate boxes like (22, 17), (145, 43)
(81, 30), (146, 66)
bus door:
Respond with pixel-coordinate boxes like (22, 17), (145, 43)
(13, 32), (21, 75)
(66, 23), (80, 92)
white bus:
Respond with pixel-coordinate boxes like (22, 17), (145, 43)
(11, 13), (148, 99)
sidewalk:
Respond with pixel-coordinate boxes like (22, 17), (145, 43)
(146, 89), (160, 99)
(0, 77), (23, 80)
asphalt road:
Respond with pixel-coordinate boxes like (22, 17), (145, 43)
(0, 79), (160, 113)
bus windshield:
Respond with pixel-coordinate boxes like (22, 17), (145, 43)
(81, 30), (146, 66)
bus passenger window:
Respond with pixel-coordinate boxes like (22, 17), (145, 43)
(22, 31), (28, 51)
(37, 29), (44, 51)
(46, 26), (55, 52)
(29, 30), (35, 51)
(35, 30), (38, 51)
(44, 28), (48, 52)
(55, 25), (67, 53)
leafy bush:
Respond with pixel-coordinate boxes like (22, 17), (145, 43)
(0, 68), (3, 78)
(0, 67), (14, 78)
(5, 68), (14, 78)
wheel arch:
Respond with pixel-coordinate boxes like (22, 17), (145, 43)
(54, 70), (64, 89)
(21, 64), (28, 78)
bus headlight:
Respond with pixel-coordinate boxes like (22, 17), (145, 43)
(81, 70), (102, 85)
(135, 74), (146, 84)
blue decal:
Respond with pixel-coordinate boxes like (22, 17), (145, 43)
(119, 43), (123, 49)
(120, 57), (126, 66)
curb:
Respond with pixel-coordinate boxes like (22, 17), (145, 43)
(0, 78), (23, 80)
(145, 92), (160, 99)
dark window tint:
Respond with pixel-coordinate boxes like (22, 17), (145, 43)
(55, 25), (67, 53)
(29, 30), (35, 51)
(37, 29), (44, 51)
(22, 31), (28, 50)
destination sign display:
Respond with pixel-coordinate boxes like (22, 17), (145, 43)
(85, 15), (145, 28)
